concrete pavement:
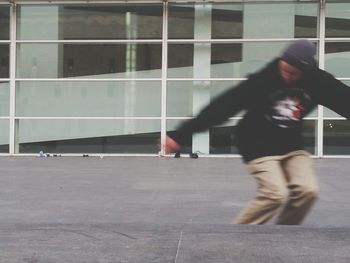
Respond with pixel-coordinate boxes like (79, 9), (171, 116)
(0, 156), (349, 262)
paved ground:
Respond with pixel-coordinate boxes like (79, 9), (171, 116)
(0, 156), (349, 262)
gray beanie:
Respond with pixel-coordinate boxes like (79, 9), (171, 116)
(280, 39), (316, 70)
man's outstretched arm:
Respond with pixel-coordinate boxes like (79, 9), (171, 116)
(164, 75), (260, 152)
(314, 70), (350, 119)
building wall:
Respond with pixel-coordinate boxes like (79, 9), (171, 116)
(0, 1), (349, 156)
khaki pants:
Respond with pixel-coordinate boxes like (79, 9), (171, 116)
(233, 150), (319, 225)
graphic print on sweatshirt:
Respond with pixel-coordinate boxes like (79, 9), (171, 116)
(265, 88), (313, 128)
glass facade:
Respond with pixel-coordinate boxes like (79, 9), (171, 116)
(0, 6), (10, 40)
(18, 119), (160, 154)
(16, 43), (162, 78)
(0, 1), (349, 156)
(168, 2), (318, 39)
(17, 4), (163, 40)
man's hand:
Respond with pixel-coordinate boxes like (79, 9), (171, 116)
(158, 136), (181, 155)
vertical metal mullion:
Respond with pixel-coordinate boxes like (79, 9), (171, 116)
(9, 3), (16, 155)
(317, 0), (325, 158)
(160, 0), (168, 156)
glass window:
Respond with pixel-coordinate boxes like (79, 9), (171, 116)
(0, 81), (9, 116)
(168, 4), (195, 39)
(168, 3), (317, 39)
(325, 42), (350, 78)
(168, 44), (193, 78)
(0, 119), (9, 153)
(211, 43), (243, 78)
(211, 4), (243, 39)
(17, 4), (163, 40)
(17, 43), (162, 78)
(16, 81), (161, 117)
(168, 3), (243, 39)
(210, 120), (240, 154)
(324, 120), (350, 155)
(0, 6), (10, 40)
(168, 42), (303, 78)
(167, 80), (243, 117)
(0, 44), (9, 78)
(17, 119), (160, 154)
(326, 3), (350, 38)
(323, 80), (350, 118)
(294, 5), (318, 38)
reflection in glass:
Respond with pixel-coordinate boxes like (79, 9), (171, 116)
(211, 44), (242, 78)
(211, 4), (243, 39)
(326, 3), (350, 38)
(325, 42), (350, 78)
(168, 4), (194, 39)
(0, 119), (9, 153)
(17, 43), (162, 78)
(294, 7), (318, 38)
(167, 44), (193, 78)
(0, 6), (10, 40)
(167, 80), (241, 117)
(0, 45), (9, 78)
(210, 120), (239, 154)
(168, 42), (291, 78)
(17, 119), (160, 154)
(16, 81), (161, 117)
(0, 82), (9, 116)
(17, 4), (163, 40)
(324, 120), (350, 155)
(168, 3), (243, 39)
(168, 3), (317, 39)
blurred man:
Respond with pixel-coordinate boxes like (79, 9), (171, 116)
(162, 39), (350, 225)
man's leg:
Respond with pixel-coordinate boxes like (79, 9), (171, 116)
(233, 158), (288, 224)
(276, 151), (319, 225)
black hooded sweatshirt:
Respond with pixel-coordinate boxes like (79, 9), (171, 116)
(170, 59), (350, 162)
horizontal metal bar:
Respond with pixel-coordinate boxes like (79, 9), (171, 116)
(323, 117), (347, 120)
(168, 0), (321, 3)
(16, 78), (245, 82)
(16, 77), (347, 82)
(166, 116), (320, 120)
(15, 38), (325, 44)
(324, 38), (350, 42)
(14, 117), (162, 120)
(167, 78), (246, 81)
(10, 0), (163, 4)
(7, 116), (322, 121)
(0, 154), (348, 158)
(16, 78), (162, 82)
(167, 38), (320, 43)
(1, 0), (322, 3)
(322, 155), (350, 159)
(12, 153), (161, 157)
(17, 39), (162, 44)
